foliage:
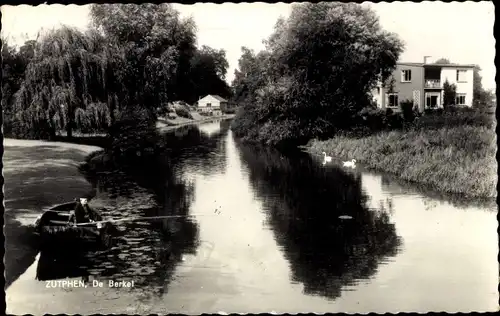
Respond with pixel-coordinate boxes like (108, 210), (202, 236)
(384, 75), (397, 93)
(186, 46), (232, 104)
(414, 108), (494, 130)
(108, 105), (160, 160)
(231, 47), (271, 108)
(172, 102), (193, 119)
(434, 58), (450, 64)
(351, 107), (404, 136)
(472, 65), (495, 110)
(90, 4), (197, 115)
(399, 99), (416, 122)
(2, 39), (36, 137)
(6, 4), (232, 143)
(231, 3), (404, 147)
(11, 26), (116, 139)
(442, 79), (457, 108)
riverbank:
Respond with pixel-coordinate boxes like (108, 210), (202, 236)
(3, 138), (103, 288)
(306, 125), (496, 199)
(156, 113), (235, 132)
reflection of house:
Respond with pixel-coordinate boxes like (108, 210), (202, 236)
(371, 56), (475, 112)
(197, 95), (227, 115)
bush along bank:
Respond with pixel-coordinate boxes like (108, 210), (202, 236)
(306, 118), (496, 199)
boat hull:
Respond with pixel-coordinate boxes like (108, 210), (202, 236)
(34, 201), (115, 250)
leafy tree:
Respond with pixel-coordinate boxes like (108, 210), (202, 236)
(384, 76), (396, 94)
(443, 79), (457, 107)
(434, 58), (450, 64)
(12, 26), (115, 139)
(90, 3), (197, 115)
(196, 45), (229, 81)
(472, 65), (494, 110)
(9, 3), (230, 144)
(232, 3), (404, 147)
(2, 39), (37, 136)
(186, 45), (231, 104)
(231, 46), (270, 107)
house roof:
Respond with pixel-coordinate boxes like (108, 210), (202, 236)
(397, 62), (476, 68)
(203, 94), (228, 102)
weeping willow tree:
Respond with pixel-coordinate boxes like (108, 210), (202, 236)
(13, 26), (122, 139)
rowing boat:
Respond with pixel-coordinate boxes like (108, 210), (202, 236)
(33, 201), (116, 250)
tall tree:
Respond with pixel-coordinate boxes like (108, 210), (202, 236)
(231, 46), (270, 107)
(12, 27), (114, 139)
(472, 65), (494, 109)
(184, 45), (231, 104)
(2, 40), (23, 136)
(90, 3), (197, 113)
(232, 3), (404, 147)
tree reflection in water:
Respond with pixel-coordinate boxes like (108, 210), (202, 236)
(37, 120), (233, 296)
(37, 143), (201, 297)
(159, 119), (231, 177)
(237, 143), (403, 300)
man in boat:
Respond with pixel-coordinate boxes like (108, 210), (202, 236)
(69, 198), (96, 225)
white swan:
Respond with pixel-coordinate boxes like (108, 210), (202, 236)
(343, 159), (356, 168)
(322, 152), (332, 165)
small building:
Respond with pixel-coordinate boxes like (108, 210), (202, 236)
(371, 56), (475, 112)
(197, 95), (228, 115)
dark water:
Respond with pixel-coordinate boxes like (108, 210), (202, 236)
(7, 119), (498, 314)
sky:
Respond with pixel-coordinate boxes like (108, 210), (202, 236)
(1, 2), (496, 90)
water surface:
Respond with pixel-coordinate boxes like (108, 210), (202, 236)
(6, 119), (498, 314)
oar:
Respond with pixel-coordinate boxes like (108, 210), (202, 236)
(74, 214), (210, 226)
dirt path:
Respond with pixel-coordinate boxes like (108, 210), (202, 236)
(3, 138), (102, 288)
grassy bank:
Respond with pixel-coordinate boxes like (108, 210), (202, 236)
(307, 125), (497, 199)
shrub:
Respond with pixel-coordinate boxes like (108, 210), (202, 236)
(400, 99), (415, 122)
(109, 106), (160, 160)
(10, 118), (57, 140)
(172, 103), (193, 119)
(156, 104), (170, 117)
(414, 108), (493, 130)
(355, 107), (403, 133)
(443, 79), (457, 108)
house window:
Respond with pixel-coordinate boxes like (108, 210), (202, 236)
(206, 103), (211, 107)
(401, 70), (412, 82)
(387, 93), (399, 108)
(376, 87), (380, 94)
(456, 93), (466, 105)
(456, 70), (467, 82)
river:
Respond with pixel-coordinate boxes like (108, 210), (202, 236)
(6, 119), (498, 314)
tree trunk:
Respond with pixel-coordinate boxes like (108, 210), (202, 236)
(66, 123), (73, 139)
(66, 109), (73, 139)
(49, 127), (57, 141)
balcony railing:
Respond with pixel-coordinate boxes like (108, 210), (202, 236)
(425, 79), (441, 89)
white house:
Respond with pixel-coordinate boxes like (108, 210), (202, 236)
(197, 95), (228, 114)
